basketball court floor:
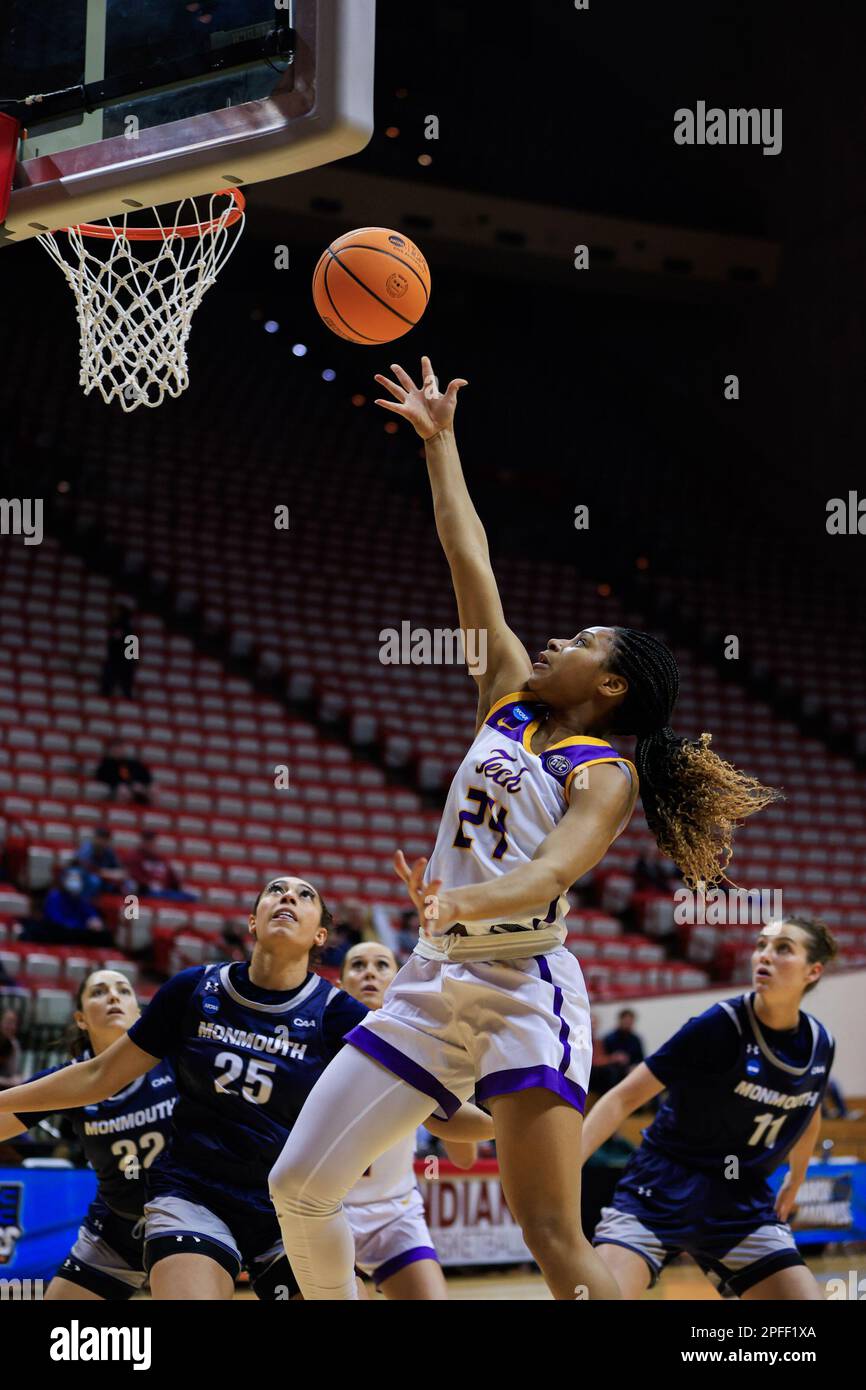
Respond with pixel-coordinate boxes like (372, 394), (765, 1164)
(210, 1249), (866, 1300)
(439, 1252), (866, 1301)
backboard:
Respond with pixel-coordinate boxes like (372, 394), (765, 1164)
(0, 0), (375, 244)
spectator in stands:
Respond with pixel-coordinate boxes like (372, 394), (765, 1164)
(123, 831), (196, 901)
(822, 1078), (863, 1122)
(589, 1014), (628, 1096)
(1, 819), (31, 889)
(94, 740), (152, 804)
(73, 826), (125, 894)
(28, 868), (114, 947)
(11, 895), (49, 944)
(0, 1010), (23, 1090)
(100, 603), (136, 700)
(603, 1009), (645, 1072)
(320, 899), (366, 968)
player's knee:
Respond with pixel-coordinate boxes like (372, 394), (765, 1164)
(518, 1208), (583, 1260)
(268, 1144), (309, 1207)
(268, 1143), (337, 1211)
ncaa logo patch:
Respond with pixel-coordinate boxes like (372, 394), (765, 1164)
(202, 998), (220, 1016)
(545, 753), (573, 777)
(746, 1059), (761, 1076)
(0, 1183), (23, 1266)
(511, 705), (531, 722)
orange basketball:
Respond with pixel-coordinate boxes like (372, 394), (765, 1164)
(312, 227), (431, 345)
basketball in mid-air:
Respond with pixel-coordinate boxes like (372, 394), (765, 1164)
(312, 227), (430, 344)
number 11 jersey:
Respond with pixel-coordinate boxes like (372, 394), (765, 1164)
(641, 992), (835, 1179)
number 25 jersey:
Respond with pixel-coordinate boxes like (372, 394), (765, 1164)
(128, 962), (366, 1201)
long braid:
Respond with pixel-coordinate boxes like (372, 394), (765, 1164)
(607, 628), (780, 887)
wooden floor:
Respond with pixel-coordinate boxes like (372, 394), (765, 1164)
(439, 1251), (865, 1300)
(405, 1251), (865, 1300)
(224, 1250), (865, 1299)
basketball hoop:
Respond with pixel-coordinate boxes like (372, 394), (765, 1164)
(37, 189), (246, 411)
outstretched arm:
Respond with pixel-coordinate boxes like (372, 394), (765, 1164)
(0, 1035), (156, 1116)
(580, 1064), (666, 1163)
(375, 357), (532, 722)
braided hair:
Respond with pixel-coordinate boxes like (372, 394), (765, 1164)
(606, 628), (780, 887)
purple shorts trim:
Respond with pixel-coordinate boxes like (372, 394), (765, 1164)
(536, 954), (572, 1076)
(475, 1065), (587, 1114)
(372, 1245), (440, 1287)
(345, 1024), (462, 1119)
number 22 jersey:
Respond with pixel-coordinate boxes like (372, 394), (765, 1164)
(13, 1057), (177, 1218)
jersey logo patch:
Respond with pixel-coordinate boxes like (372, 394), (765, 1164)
(293, 1018), (316, 1028)
(544, 753), (573, 777)
(201, 998), (220, 1015)
(496, 716), (524, 732)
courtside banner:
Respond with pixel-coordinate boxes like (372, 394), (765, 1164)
(0, 1167), (97, 1285)
(768, 1161), (866, 1244)
(416, 1159), (532, 1266)
(417, 1159), (866, 1265)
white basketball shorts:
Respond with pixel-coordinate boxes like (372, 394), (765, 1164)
(344, 947), (592, 1121)
(345, 1187), (438, 1285)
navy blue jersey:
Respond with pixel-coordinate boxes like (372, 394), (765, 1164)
(13, 1058), (178, 1218)
(127, 962), (367, 1201)
(642, 993), (834, 1179)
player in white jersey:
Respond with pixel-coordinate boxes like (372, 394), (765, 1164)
(270, 356), (778, 1300)
(340, 941), (493, 1298)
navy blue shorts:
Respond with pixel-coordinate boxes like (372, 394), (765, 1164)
(57, 1194), (146, 1301)
(593, 1145), (805, 1297)
(143, 1158), (298, 1299)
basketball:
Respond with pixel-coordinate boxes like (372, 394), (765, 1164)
(312, 227), (431, 344)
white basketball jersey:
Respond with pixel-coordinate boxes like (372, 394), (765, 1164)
(343, 1131), (417, 1206)
(418, 690), (637, 963)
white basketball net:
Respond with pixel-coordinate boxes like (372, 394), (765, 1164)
(38, 192), (245, 411)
